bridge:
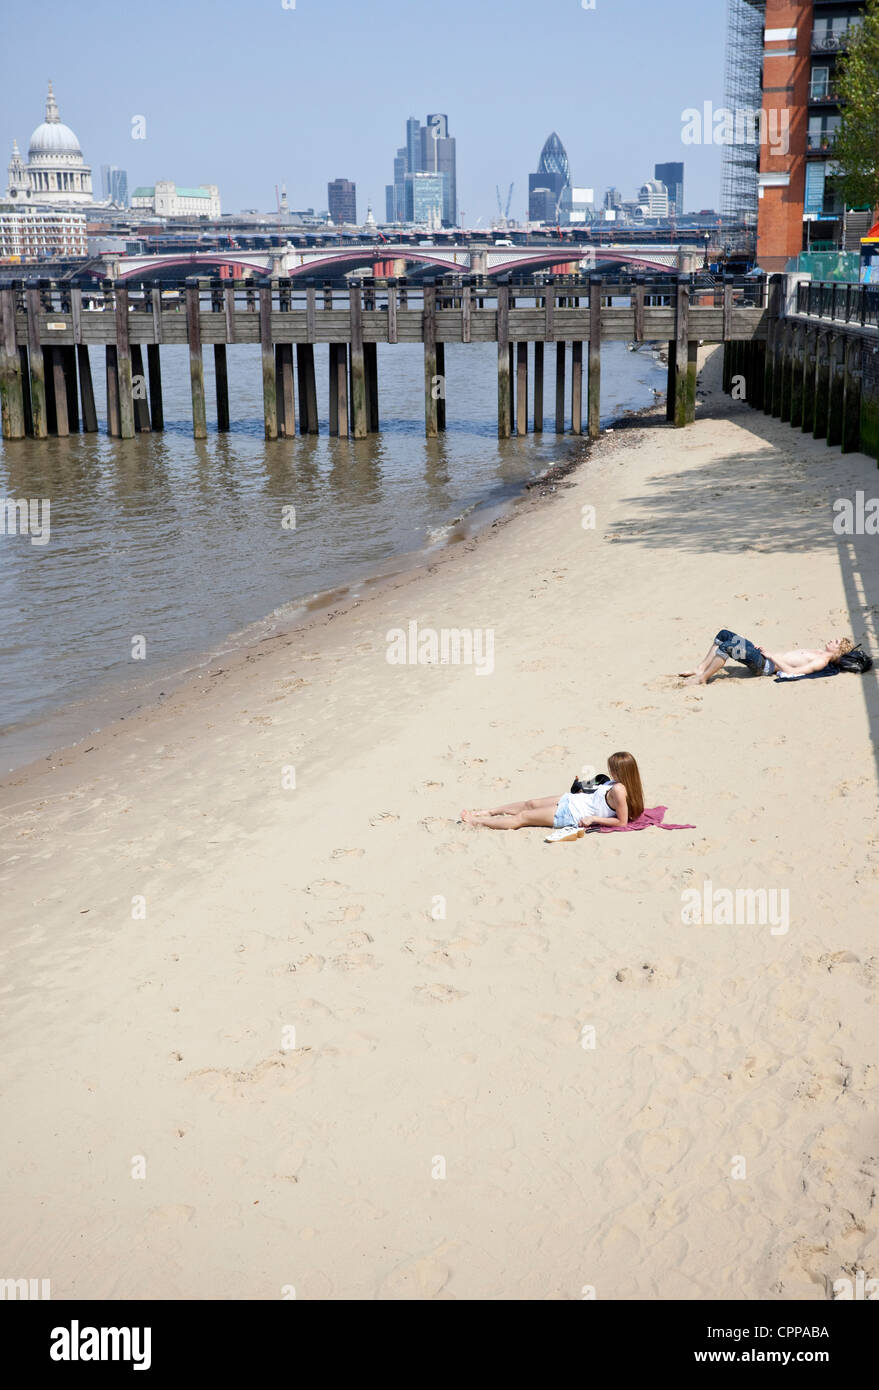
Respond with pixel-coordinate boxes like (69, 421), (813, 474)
(99, 241), (705, 284)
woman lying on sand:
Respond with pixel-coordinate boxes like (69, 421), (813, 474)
(679, 629), (871, 685)
(461, 751), (644, 837)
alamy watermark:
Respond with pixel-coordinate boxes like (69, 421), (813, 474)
(386, 620), (494, 675)
(681, 101), (790, 156)
(681, 879), (789, 935)
(833, 491), (879, 535)
(1, 497), (50, 546)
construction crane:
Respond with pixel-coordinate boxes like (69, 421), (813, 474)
(505, 182), (514, 220)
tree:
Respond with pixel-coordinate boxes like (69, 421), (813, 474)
(833, 0), (879, 211)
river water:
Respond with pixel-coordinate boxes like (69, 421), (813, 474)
(0, 335), (665, 771)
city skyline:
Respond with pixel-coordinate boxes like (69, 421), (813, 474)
(0, 0), (726, 223)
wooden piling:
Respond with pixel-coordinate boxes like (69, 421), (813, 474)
(571, 340), (583, 435)
(533, 340), (544, 432)
(62, 346), (79, 432)
(555, 342), (566, 434)
(328, 343), (348, 438)
(114, 285), (135, 438)
(801, 328), (817, 432)
(779, 323), (793, 422)
(842, 336), (861, 453)
(436, 341), (446, 432)
(130, 343), (150, 432)
(588, 276), (602, 439)
(827, 333), (845, 448)
(789, 324), (804, 428)
(365, 342), (379, 431)
(0, 287), (26, 439)
(350, 286), (368, 439)
(516, 342), (528, 434)
(78, 345), (98, 432)
(858, 341), (879, 461)
(666, 342), (676, 422)
(497, 284), (511, 439)
(673, 279), (693, 426)
(258, 285), (277, 441)
(509, 343), (515, 433)
(25, 288), (47, 438)
(763, 276), (783, 414)
(812, 331), (829, 439)
(214, 344), (230, 432)
(19, 346), (33, 436)
(105, 345), (121, 437)
(186, 284), (208, 440)
(298, 344), (318, 434)
(51, 347), (69, 437)
(278, 343), (295, 438)
(146, 345), (163, 432)
(274, 345), (285, 436)
(423, 283), (438, 439)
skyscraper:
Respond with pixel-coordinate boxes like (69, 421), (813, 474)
(328, 178), (357, 226)
(654, 161), (684, 216)
(100, 164), (129, 206)
(528, 132), (570, 222)
(385, 114), (457, 226)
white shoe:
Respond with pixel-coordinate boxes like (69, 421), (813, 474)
(544, 825), (585, 843)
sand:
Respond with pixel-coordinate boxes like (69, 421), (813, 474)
(1, 346), (877, 1301)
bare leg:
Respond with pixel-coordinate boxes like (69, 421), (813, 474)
(679, 640), (722, 678)
(465, 808), (557, 831)
(462, 794), (560, 822)
(685, 654), (726, 686)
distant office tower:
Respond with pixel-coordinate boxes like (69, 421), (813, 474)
(603, 186), (623, 211)
(101, 163), (129, 206)
(386, 115), (457, 225)
(639, 179), (669, 218)
(328, 178), (356, 225)
(528, 132), (570, 222)
(411, 172), (444, 229)
(654, 161), (684, 216)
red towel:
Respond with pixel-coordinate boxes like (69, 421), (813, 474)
(590, 805), (695, 833)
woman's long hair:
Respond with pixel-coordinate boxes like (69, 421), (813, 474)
(608, 751), (644, 822)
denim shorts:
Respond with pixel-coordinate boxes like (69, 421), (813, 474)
(714, 629), (776, 676)
(553, 793), (580, 829)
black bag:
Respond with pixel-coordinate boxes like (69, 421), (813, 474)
(836, 646), (873, 674)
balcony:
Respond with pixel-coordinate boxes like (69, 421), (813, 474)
(809, 82), (840, 104)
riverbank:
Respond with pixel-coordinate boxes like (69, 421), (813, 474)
(2, 345), (878, 1299)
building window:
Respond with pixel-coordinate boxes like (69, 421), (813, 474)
(810, 66), (831, 100)
(808, 114), (840, 151)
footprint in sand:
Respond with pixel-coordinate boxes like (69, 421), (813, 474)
(419, 816), (457, 834)
(331, 847), (365, 860)
(306, 879), (351, 898)
(414, 982), (467, 1004)
(331, 953), (378, 972)
(369, 812), (399, 827)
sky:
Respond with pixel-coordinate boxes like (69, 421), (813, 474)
(0, 0), (728, 223)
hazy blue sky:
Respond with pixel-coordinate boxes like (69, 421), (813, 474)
(0, 0), (727, 222)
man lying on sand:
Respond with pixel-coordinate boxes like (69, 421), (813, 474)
(679, 628), (870, 685)
(461, 751), (644, 838)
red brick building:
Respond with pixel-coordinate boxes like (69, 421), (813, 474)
(756, 0), (868, 270)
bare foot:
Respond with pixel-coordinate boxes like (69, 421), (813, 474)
(683, 674), (705, 686)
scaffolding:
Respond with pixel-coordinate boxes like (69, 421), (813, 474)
(721, 0), (767, 228)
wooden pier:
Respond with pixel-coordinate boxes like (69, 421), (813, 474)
(0, 275), (771, 444)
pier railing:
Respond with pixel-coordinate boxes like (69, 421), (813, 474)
(795, 280), (879, 330)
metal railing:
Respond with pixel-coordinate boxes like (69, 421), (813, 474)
(796, 279), (879, 329)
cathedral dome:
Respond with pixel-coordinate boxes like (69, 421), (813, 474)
(27, 83), (82, 160)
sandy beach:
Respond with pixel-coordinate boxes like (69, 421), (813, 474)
(1, 344), (877, 1300)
